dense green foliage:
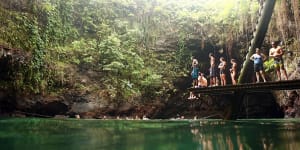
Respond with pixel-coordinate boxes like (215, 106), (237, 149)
(1, 0), (298, 103)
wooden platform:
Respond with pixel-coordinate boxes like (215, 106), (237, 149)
(189, 79), (300, 94)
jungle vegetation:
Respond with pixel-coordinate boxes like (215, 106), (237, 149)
(0, 0), (299, 104)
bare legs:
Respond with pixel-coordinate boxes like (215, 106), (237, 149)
(210, 77), (217, 86)
(276, 68), (288, 81)
(256, 71), (267, 82)
(220, 74), (226, 86)
(275, 68), (288, 81)
(230, 72), (237, 85)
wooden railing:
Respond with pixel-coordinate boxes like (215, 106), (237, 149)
(189, 79), (300, 94)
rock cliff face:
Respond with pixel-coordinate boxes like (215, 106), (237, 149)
(0, 89), (161, 119)
(238, 92), (283, 118)
(0, 87), (282, 119)
(278, 60), (300, 118)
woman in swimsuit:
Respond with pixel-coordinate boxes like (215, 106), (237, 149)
(218, 57), (227, 86)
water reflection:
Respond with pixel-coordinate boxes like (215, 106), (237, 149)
(1, 118), (300, 150)
(189, 120), (300, 150)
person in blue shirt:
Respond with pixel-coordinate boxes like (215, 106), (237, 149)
(191, 56), (199, 87)
(188, 56), (199, 100)
(250, 48), (267, 83)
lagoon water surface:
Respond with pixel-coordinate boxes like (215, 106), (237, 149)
(0, 118), (300, 150)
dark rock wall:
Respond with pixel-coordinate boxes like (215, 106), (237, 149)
(238, 92), (283, 118)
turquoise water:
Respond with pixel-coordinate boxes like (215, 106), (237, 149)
(0, 118), (300, 150)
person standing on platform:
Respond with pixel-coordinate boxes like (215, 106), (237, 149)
(209, 53), (217, 86)
(269, 41), (288, 81)
(230, 59), (238, 85)
(218, 57), (227, 86)
(188, 56), (199, 99)
(191, 56), (199, 87)
(250, 48), (267, 83)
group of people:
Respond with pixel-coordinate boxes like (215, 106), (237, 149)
(208, 53), (238, 86)
(188, 41), (288, 99)
(249, 41), (288, 82)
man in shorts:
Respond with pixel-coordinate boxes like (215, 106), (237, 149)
(269, 41), (288, 81)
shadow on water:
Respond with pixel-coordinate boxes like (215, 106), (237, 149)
(0, 118), (300, 150)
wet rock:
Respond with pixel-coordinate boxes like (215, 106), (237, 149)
(117, 102), (134, 115)
(70, 102), (99, 113)
(11, 112), (26, 118)
(80, 112), (96, 119)
(283, 91), (300, 118)
(54, 115), (69, 119)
